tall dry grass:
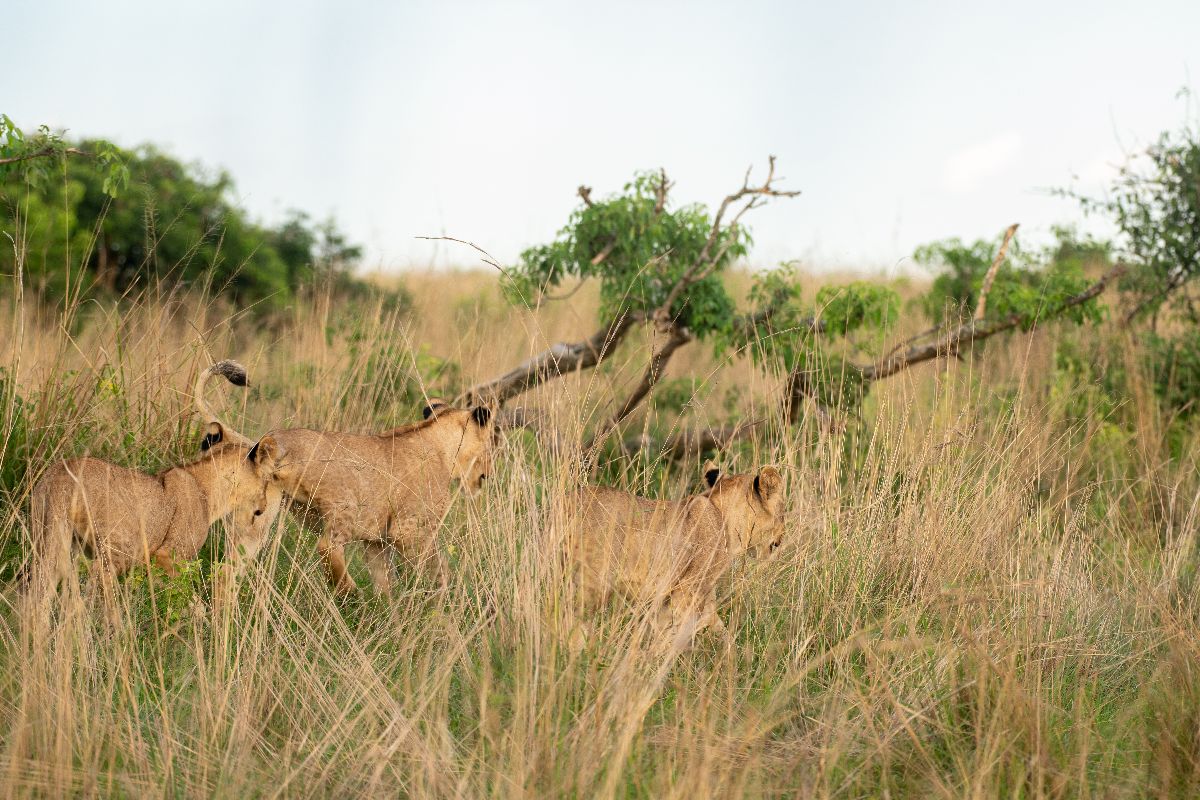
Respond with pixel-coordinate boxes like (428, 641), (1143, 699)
(1, 262), (1199, 798)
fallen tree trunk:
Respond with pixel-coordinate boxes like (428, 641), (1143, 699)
(463, 311), (643, 405)
(861, 263), (1125, 381)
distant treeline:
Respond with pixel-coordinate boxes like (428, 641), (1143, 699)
(0, 137), (384, 312)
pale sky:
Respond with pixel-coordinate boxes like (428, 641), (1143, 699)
(6, 1), (1198, 273)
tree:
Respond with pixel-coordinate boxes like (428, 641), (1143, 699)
(1, 116), (366, 311)
(463, 159), (1123, 458)
(1068, 116), (1200, 325)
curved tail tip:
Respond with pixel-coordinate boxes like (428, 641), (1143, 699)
(210, 360), (249, 387)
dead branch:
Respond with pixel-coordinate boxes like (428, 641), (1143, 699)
(462, 311), (644, 406)
(577, 185), (594, 207)
(585, 322), (693, 450)
(653, 168), (674, 215)
(862, 263), (1125, 381)
(975, 223), (1019, 320)
(658, 155), (800, 320)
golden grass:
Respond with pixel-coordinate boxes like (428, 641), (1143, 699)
(1, 267), (1199, 798)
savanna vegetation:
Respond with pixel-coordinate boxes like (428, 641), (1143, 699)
(0, 111), (1199, 797)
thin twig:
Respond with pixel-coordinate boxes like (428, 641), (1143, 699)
(975, 223), (1019, 320)
(416, 236), (508, 276)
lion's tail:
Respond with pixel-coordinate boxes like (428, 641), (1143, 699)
(193, 360), (254, 448)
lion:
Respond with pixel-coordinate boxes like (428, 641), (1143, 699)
(27, 361), (284, 593)
(559, 463), (785, 647)
(195, 371), (497, 595)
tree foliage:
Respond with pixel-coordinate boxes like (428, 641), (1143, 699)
(915, 227), (1109, 329)
(1, 118), (366, 311)
(483, 161), (1122, 442)
(505, 171), (745, 339)
(1070, 116), (1200, 322)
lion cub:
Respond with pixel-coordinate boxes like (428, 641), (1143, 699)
(255, 400), (496, 595)
(562, 464), (785, 645)
(26, 363), (283, 592)
(194, 368), (498, 594)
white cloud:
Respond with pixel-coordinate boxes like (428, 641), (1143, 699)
(941, 131), (1023, 194)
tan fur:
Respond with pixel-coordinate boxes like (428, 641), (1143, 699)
(199, 389), (498, 594)
(269, 405), (494, 593)
(27, 438), (280, 592)
(560, 465), (785, 646)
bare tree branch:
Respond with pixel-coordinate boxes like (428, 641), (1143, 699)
(657, 155), (800, 321)
(462, 311), (644, 406)
(653, 168), (674, 215)
(585, 322), (693, 450)
(975, 223), (1019, 320)
(1122, 267), (1188, 325)
(862, 263), (1125, 381)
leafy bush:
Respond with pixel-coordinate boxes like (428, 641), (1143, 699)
(1, 118), (372, 312)
(915, 227), (1110, 327)
(741, 268), (899, 409)
(1145, 330), (1200, 417)
(1068, 114), (1200, 322)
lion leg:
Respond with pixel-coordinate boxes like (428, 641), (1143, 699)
(363, 541), (395, 594)
(151, 549), (179, 577)
(391, 519), (447, 594)
(412, 540), (449, 594)
(28, 514), (75, 603)
(656, 593), (713, 652)
(699, 595), (727, 638)
(316, 535), (357, 596)
(565, 582), (604, 654)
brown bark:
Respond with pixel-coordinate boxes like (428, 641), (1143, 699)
(463, 311), (643, 406)
(861, 264), (1124, 382)
(584, 322), (693, 451)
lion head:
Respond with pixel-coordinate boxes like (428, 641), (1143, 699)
(702, 463), (786, 558)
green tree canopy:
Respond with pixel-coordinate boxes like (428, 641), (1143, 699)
(1, 120), (362, 310)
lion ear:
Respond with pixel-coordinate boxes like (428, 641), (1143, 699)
(247, 434), (286, 475)
(471, 405), (492, 428)
(753, 466), (783, 502)
(201, 422), (224, 452)
(703, 459), (721, 488)
(422, 399), (449, 419)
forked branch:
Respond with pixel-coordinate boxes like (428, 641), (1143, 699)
(584, 321), (693, 451)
